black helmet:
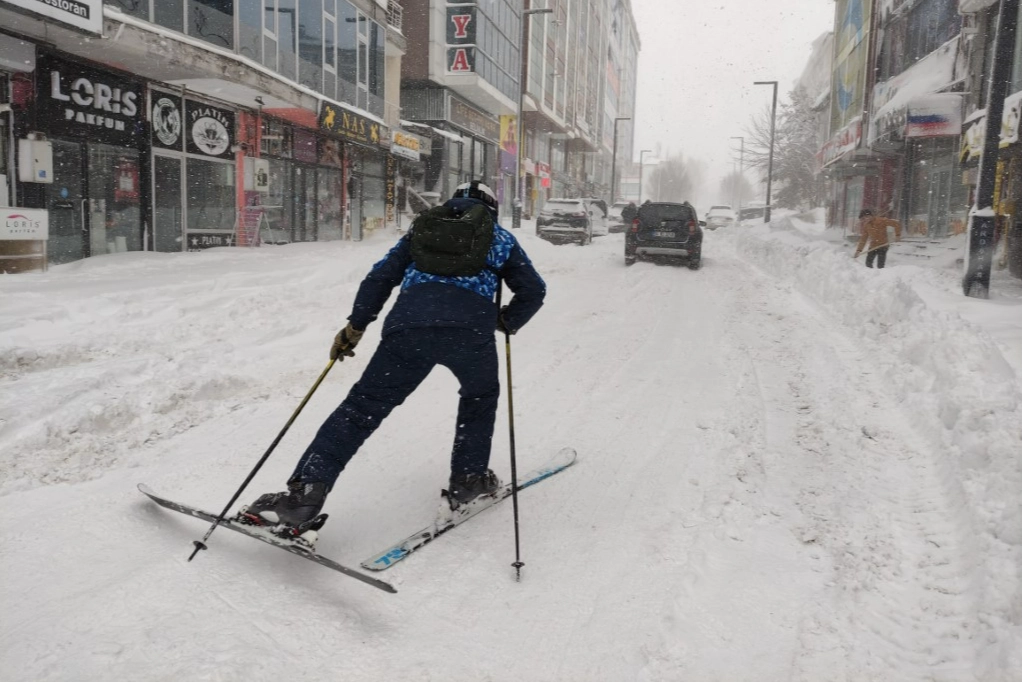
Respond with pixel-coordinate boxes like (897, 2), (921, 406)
(453, 180), (498, 213)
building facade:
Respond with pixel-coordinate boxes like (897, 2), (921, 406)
(0, 0), (408, 272)
(518, 0), (639, 217)
(816, 0), (1020, 278)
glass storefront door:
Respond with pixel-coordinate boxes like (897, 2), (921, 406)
(88, 145), (142, 255)
(318, 168), (343, 240)
(47, 140), (87, 265)
(153, 154), (184, 252)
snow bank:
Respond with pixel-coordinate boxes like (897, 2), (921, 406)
(725, 218), (1022, 670)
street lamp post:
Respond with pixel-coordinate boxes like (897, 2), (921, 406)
(639, 149), (653, 202)
(610, 117), (631, 205)
(753, 81), (777, 223)
(512, 5), (553, 229)
(729, 136), (744, 211)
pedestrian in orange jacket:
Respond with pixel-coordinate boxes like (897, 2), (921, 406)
(854, 209), (902, 268)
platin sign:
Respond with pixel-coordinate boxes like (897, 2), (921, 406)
(36, 50), (143, 147)
(5, 0), (102, 35)
(446, 6), (476, 44)
(319, 101), (387, 147)
(186, 101), (235, 158)
(187, 232), (236, 251)
(1, 208), (49, 240)
(449, 98), (499, 143)
(151, 93), (183, 151)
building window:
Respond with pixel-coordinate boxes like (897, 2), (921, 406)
(338, 1), (358, 105)
(299, 0), (324, 92)
(189, 0), (235, 49)
(154, 0), (185, 31)
(239, 1), (262, 62)
(278, 0), (298, 81)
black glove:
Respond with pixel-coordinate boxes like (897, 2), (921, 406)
(330, 323), (364, 360)
(496, 306), (515, 335)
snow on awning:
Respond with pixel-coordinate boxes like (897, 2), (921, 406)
(400, 120), (465, 144)
(869, 36), (960, 146)
(959, 0), (999, 12)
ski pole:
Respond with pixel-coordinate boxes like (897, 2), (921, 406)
(188, 356), (340, 561)
(498, 281), (526, 580)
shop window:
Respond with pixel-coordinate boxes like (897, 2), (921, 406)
(262, 120), (293, 158)
(299, 0), (324, 93)
(189, 0), (234, 49)
(187, 158), (236, 232)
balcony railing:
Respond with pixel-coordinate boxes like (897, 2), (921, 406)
(387, 0), (403, 32)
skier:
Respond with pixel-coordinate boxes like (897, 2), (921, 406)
(853, 208), (902, 268)
(240, 181), (546, 533)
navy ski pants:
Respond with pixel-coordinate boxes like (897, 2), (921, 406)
(289, 327), (500, 489)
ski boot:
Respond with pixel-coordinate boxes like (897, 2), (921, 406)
(237, 481), (330, 551)
(437, 470), (501, 527)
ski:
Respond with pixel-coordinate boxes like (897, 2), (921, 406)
(361, 447), (578, 571)
(137, 484), (396, 594)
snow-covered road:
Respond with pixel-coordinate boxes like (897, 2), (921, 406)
(1, 218), (1018, 681)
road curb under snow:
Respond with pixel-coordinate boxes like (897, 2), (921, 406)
(723, 218), (1022, 673)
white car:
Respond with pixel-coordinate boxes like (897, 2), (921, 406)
(705, 205), (737, 230)
(536, 198), (607, 245)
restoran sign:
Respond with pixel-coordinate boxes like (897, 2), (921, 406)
(4, 0), (102, 35)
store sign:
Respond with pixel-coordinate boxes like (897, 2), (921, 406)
(319, 101), (387, 147)
(391, 130), (424, 160)
(447, 47), (475, 74)
(818, 118), (862, 168)
(446, 6), (477, 43)
(960, 91), (1022, 163)
(385, 154), (397, 224)
(4, 0), (102, 35)
(0, 208), (48, 240)
(253, 159), (270, 193)
(905, 95), (961, 138)
(151, 92), (183, 151)
(186, 101), (235, 158)
(186, 232), (235, 251)
(449, 98), (499, 143)
(36, 50), (143, 147)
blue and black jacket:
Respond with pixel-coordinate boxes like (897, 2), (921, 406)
(348, 198), (546, 337)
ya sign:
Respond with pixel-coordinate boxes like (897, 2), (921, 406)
(1, 208), (49, 240)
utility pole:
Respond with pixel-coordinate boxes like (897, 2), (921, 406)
(513, 4), (553, 229)
(610, 117), (631, 204)
(963, 0), (1019, 298)
(754, 81), (777, 222)
(730, 135), (744, 211)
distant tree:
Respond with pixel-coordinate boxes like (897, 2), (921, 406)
(646, 153), (705, 203)
(717, 171), (756, 208)
(743, 86), (822, 210)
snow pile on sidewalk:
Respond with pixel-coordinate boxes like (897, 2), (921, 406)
(723, 215), (1022, 667)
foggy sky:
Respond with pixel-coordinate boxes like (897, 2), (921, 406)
(630, 0), (835, 202)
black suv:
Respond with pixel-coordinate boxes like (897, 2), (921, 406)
(625, 201), (703, 269)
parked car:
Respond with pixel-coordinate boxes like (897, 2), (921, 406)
(607, 202), (631, 233)
(738, 205), (767, 221)
(625, 201), (703, 269)
(704, 205), (737, 230)
(536, 198), (607, 245)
